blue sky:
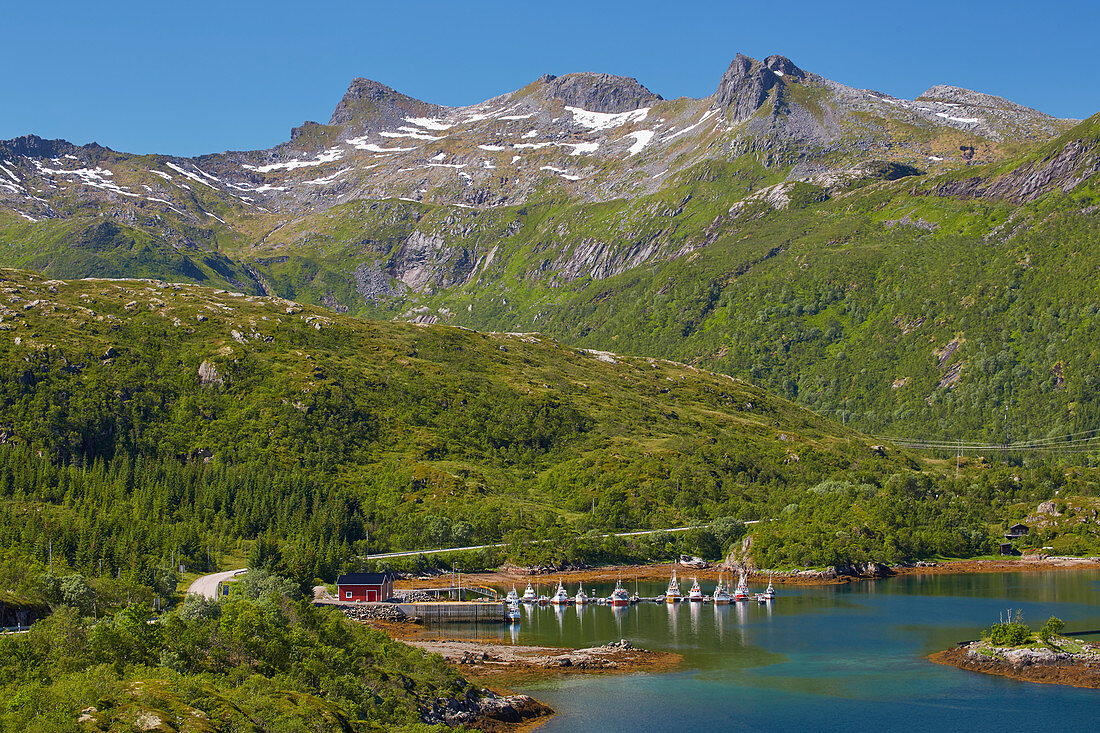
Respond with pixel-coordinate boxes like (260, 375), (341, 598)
(2, 0), (1096, 156)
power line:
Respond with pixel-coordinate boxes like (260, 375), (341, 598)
(877, 429), (1100, 453)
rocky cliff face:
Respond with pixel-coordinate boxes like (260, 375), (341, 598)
(929, 128), (1100, 203)
(541, 72), (663, 113)
(714, 53), (799, 122)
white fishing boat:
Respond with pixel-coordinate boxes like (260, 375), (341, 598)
(688, 577), (704, 602)
(712, 574), (731, 605)
(575, 582), (589, 605)
(550, 580), (570, 605)
(506, 600), (521, 623)
(610, 577), (630, 607)
(506, 585), (519, 603)
(666, 568), (681, 603)
(521, 581), (537, 603)
(763, 574), (776, 600)
(734, 571), (750, 602)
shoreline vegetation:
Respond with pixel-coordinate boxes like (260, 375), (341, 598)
(394, 554), (1100, 592)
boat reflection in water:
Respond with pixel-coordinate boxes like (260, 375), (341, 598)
(666, 597), (680, 640)
(689, 597), (702, 634)
(610, 603), (627, 636)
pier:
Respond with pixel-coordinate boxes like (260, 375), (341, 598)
(398, 600), (507, 623)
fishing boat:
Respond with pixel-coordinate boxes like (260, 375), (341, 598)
(575, 582), (589, 605)
(506, 600), (521, 623)
(666, 568), (681, 603)
(610, 577), (630, 607)
(630, 576), (641, 604)
(734, 571), (750, 602)
(712, 574), (731, 605)
(506, 585), (519, 603)
(550, 579), (570, 605)
(521, 581), (537, 603)
(763, 574), (776, 600)
(687, 577), (704, 602)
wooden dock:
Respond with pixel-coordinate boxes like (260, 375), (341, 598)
(397, 600), (506, 623)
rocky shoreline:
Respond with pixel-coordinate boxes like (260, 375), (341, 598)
(405, 637), (679, 680)
(421, 688), (553, 731)
(930, 641), (1100, 689)
(401, 555), (1100, 592)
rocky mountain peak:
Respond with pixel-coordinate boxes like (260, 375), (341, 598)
(0, 134), (103, 160)
(327, 77), (444, 131)
(917, 85), (1039, 114)
(764, 55), (806, 81)
(540, 72), (663, 113)
(714, 53), (791, 122)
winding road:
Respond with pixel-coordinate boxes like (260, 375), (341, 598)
(187, 568), (247, 599)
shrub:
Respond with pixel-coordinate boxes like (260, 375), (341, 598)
(986, 609), (1031, 646)
(1039, 616), (1065, 644)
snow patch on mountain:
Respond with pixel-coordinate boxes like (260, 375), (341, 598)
(566, 106), (650, 131)
(244, 149), (344, 173)
(564, 142), (599, 155)
(405, 117), (453, 131)
(36, 161), (140, 197)
(625, 130), (654, 156)
(379, 130), (443, 141)
(667, 109), (719, 140)
(304, 168), (351, 185)
(346, 136), (415, 152)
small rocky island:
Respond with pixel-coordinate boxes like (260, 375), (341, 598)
(931, 615), (1100, 689)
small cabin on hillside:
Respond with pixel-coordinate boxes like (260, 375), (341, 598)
(1005, 523), (1029, 540)
(336, 572), (396, 602)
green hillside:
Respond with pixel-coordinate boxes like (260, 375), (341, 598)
(397, 114), (1100, 443)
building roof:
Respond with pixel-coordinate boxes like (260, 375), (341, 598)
(336, 572), (396, 585)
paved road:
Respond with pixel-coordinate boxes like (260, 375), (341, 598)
(364, 521), (760, 560)
(187, 568), (247, 599)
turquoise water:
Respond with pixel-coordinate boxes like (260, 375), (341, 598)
(435, 571), (1100, 731)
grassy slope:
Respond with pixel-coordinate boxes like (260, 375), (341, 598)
(0, 268), (926, 548)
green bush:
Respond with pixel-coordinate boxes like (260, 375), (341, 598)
(986, 610), (1031, 646)
(1039, 615), (1065, 644)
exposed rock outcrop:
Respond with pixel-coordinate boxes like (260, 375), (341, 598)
(197, 361), (223, 386)
(388, 231), (475, 292)
(327, 77), (445, 134)
(714, 53), (787, 122)
(422, 689), (552, 728)
(932, 640), (1100, 689)
(929, 137), (1099, 203)
(541, 72), (663, 113)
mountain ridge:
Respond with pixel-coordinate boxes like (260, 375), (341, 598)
(0, 53), (1096, 441)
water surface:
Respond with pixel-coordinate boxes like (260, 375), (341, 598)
(432, 571), (1100, 731)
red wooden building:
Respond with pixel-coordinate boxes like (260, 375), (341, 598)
(336, 572), (395, 602)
